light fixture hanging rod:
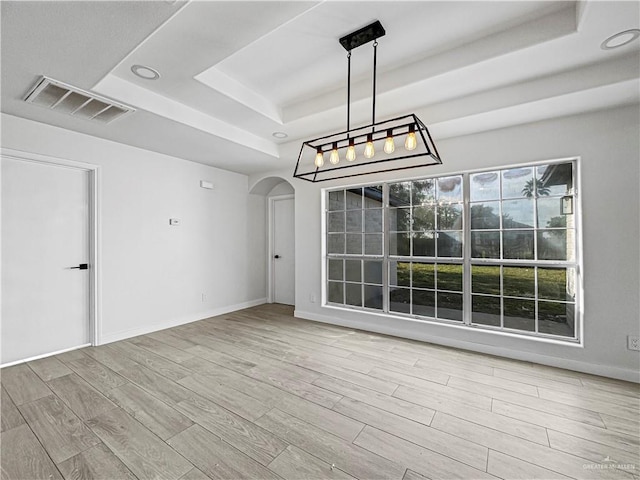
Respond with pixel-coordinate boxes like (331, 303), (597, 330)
(347, 51), (351, 134)
(372, 40), (377, 126)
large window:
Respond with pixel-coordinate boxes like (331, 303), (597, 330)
(325, 160), (580, 341)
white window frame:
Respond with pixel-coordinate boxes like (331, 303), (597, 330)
(323, 157), (583, 344)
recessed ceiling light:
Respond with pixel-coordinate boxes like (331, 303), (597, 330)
(272, 132), (288, 139)
(131, 64), (161, 80)
(601, 29), (640, 50)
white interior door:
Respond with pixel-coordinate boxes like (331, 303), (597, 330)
(1, 157), (90, 364)
(272, 197), (295, 305)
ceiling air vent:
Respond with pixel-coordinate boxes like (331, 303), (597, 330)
(24, 76), (134, 124)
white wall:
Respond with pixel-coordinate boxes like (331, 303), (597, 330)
(1, 113), (267, 348)
(252, 104), (640, 382)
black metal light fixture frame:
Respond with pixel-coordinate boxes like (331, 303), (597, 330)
(293, 20), (442, 183)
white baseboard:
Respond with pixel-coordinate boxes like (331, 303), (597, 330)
(1, 343), (91, 368)
(294, 309), (640, 384)
(99, 298), (267, 345)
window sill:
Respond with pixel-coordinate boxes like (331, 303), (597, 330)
(322, 303), (583, 347)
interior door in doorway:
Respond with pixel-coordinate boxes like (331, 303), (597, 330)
(1, 157), (90, 365)
(272, 197), (295, 305)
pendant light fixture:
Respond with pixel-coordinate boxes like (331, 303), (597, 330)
(293, 21), (442, 183)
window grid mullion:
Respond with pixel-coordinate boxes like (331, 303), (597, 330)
(532, 171), (540, 335)
(462, 173), (472, 325)
(499, 172), (504, 261)
(500, 264), (505, 329)
(410, 184), (415, 317)
(383, 183), (390, 314)
(534, 266), (539, 334)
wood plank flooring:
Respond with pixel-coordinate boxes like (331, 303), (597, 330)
(2, 304), (638, 480)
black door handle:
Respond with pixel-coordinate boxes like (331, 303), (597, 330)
(70, 263), (89, 270)
(274, 255), (281, 259)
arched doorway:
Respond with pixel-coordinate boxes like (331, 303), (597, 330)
(250, 177), (295, 306)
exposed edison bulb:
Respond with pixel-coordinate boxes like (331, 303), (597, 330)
(405, 125), (418, 151)
(384, 129), (395, 154)
(329, 143), (340, 165)
(364, 134), (375, 159)
(314, 149), (324, 168)
(346, 140), (356, 161)
(405, 132), (417, 151)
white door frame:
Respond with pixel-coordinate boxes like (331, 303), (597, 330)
(267, 194), (294, 304)
(1, 147), (101, 348)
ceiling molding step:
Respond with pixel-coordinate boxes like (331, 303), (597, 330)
(396, 52), (640, 126)
(281, 4), (578, 124)
(430, 79), (639, 140)
(195, 67), (282, 124)
(93, 74), (279, 158)
(576, 0), (590, 31)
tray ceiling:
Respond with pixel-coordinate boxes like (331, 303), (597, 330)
(1, 1), (639, 175)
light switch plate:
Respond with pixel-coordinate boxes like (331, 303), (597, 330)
(628, 336), (640, 351)
(169, 218), (181, 226)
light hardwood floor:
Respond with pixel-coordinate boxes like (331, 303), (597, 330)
(2, 304), (638, 480)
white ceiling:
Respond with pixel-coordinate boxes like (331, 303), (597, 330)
(2, 1), (639, 175)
